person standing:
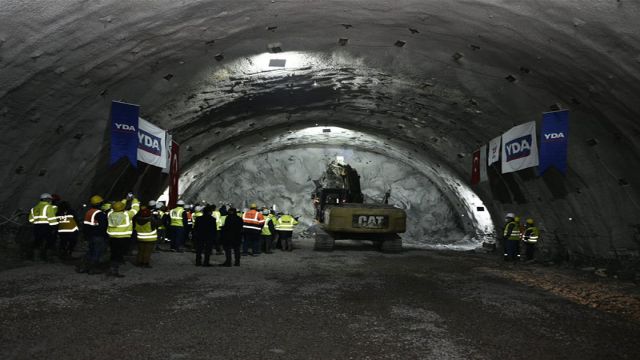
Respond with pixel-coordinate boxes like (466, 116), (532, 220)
(242, 203), (265, 256)
(276, 211), (298, 252)
(193, 206), (217, 266)
(56, 201), (79, 259)
(78, 195), (108, 274)
(522, 218), (540, 261)
(169, 200), (188, 252)
(134, 208), (157, 268)
(152, 201), (166, 251)
(502, 213), (521, 261)
(261, 208), (276, 254)
(220, 208), (243, 267)
(28, 193), (59, 261)
(106, 201), (136, 277)
(212, 205), (224, 255)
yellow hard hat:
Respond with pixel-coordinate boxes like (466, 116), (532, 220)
(112, 201), (125, 212)
(526, 218), (534, 225)
(514, 216), (521, 222)
(101, 202), (112, 211)
(90, 195), (104, 205)
(250, 203), (257, 209)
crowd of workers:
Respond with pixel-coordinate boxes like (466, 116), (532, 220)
(501, 212), (540, 262)
(28, 192), (299, 277)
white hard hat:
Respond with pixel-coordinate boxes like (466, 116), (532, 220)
(148, 200), (157, 207)
(40, 193), (52, 200)
(176, 200), (185, 206)
(195, 205), (204, 212)
(505, 213), (515, 219)
(155, 202), (163, 209)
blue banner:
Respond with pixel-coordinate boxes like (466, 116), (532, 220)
(110, 101), (140, 167)
(539, 110), (569, 175)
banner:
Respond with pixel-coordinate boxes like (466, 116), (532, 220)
(540, 110), (569, 175)
(501, 121), (539, 174)
(488, 136), (501, 166)
(471, 149), (481, 185)
(110, 101), (139, 167)
(168, 140), (180, 209)
(137, 118), (168, 168)
(479, 144), (488, 182)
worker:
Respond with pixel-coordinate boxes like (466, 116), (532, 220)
(78, 195), (108, 274)
(56, 201), (79, 260)
(261, 208), (277, 254)
(169, 200), (188, 252)
(276, 211), (299, 252)
(502, 213), (521, 261)
(106, 201), (136, 277)
(122, 192), (140, 214)
(522, 218), (540, 261)
(192, 205), (204, 224)
(193, 205), (217, 266)
(134, 208), (158, 268)
(213, 205), (224, 255)
(28, 193), (59, 261)
(151, 201), (166, 250)
(220, 207), (243, 267)
(242, 203), (265, 256)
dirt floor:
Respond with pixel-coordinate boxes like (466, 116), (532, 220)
(1, 238), (639, 360)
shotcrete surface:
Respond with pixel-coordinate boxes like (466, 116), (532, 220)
(1, 238), (638, 359)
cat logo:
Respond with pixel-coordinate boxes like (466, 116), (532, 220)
(353, 215), (388, 229)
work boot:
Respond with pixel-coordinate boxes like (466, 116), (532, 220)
(234, 260), (240, 267)
(195, 256), (202, 266)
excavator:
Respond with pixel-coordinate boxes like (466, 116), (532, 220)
(312, 161), (407, 252)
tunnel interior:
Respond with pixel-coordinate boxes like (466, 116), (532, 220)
(1, 1), (640, 259)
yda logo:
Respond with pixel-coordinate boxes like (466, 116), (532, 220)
(505, 135), (532, 161)
(114, 123), (136, 132)
(543, 132), (565, 141)
(138, 129), (162, 155)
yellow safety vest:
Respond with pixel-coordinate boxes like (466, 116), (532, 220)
(170, 207), (185, 227)
(107, 210), (135, 238)
(153, 210), (166, 230)
(192, 211), (203, 225)
(261, 216), (274, 236)
(276, 215), (298, 232)
(57, 214), (79, 233)
(504, 221), (521, 241)
(523, 226), (539, 243)
(135, 221), (157, 241)
(213, 211), (222, 230)
(29, 201), (59, 226)
(218, 215), (227, 229)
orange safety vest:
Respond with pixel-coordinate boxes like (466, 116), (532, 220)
(58, 214), (79, 233)
(84, 208), (102, 227)
(242, 209), (265, 231)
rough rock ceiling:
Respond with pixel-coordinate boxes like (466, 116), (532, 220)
(1, 1), (639, 256)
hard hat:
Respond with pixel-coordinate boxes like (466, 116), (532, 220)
(250, 203), (257, 209)
(514, 216), (521, 222)
(262, 209), (269, 215)
(51, 194), (62, 202)
(126, 192), (134, 199)
(90, 195), (104, 205)
(195, 205), (204, 212)
(148, 200), (157, 207)
(505, 213), (515, 219)
(155, 202), (163, 209)
(526, 218), (534, 225)
(101, 202), (112, 211)
(112, 201), (126, 212)
(40, 193), (52, 200)
(176, 200), (185, 206)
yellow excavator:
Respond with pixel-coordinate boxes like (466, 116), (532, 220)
(312, 161), (407, 252)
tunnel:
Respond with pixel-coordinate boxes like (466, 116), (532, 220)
(2, 0), (639, 258)
(2, 1), (640, 358)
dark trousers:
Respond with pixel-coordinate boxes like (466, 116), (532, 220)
(504, 240), (520, 261)
(243, 230), (262, 255)
(33, 224), (55, 259)
(524, 242), (536, 260)
(85, 235), (106, 265)
(109, 237), (129, 272)
(195, 237), (214, 265)
(58, 231), (78, 257)
(224, 244), (241, 266)
(262, 234), (274, 253)
(279, 231), (293, 251)
(137, 241), (156, 265)
(170, 226), (185, 250)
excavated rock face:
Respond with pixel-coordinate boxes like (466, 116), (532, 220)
(1, 1), (639, 256)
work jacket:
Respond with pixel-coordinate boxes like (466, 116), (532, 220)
(213, 210), (222, 230)
(261, 215), (276, 236)
(153, 209), (166, 230)
(242, 209), (265, 231)
(107, 210), (136, 238)
(170, 206), (186, 227)
(84, 207), (108, 237)
(192, 211), (203, 225)
(503, 221), (521, 241)
(135, 217), (157, 242)
(29, 201), (59, 226)
(57, 213), (79, 233)
(523, 226), (540, 243)
(276, 215), (298, 232)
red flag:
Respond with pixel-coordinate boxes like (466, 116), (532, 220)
(168, 140), (180, 209)
(471, 149), (481, 185)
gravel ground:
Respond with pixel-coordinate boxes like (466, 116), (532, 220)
(1, 238), (639, 360)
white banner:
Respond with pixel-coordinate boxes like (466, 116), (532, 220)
(479, 144), (488, 182)
(162, 133), (172, 174)
(137, 117), (168, 168)
(488, 136), (501, 166)
(501, 121), (539, 174)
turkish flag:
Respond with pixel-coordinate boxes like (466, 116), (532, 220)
(471, 149), (481, 185)
(168, 140), (180, 208)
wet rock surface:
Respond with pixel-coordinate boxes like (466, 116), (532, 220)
(1, 239), (639, 359)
